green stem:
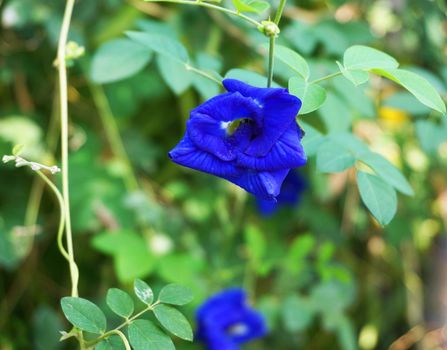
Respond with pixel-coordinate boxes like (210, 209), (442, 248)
(267, 36), (275, 87)
(273, 0), (287, 25)
(57, 0), (78, 299)
(148, 0), (262, 28)
(35, 171), (70, 262)
(86, 303), (160, 347)
(110, 330), (131, 350)
(309, 71), (342, 85)
(56, 0), (85, 348)
(88, 83), (139, 192)
(185, 64), (223, 84)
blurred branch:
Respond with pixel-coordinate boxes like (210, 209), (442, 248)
(126, 0), (170, 19)
(206, 10), (252, 47)
(136, 0), (263, 28)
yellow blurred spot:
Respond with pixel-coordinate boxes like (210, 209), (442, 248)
(414, 219), (440, 251)
(379, 106), (409, 129)
(367, 236), (386, 257)
(359, 324), (379, 350)
(404, 145), (429, 172)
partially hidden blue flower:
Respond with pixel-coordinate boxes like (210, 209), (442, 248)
(257, 171), (306, 216)
(196, 288), (267, 350)
(169, 79), (307, 200)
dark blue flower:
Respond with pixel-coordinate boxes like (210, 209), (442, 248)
(196, 288), (267, 350)
(169, 79), (307, 200)
(257, 171), (306, 216)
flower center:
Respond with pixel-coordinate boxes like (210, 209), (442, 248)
(226, 323), (249, 336)
(221, 118), (252, 136)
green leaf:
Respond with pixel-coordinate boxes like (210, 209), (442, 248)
(416, 119), (447, 153)
(244, 225), (265, 262)
(106, 288), (134, 318)
(12, 144), (24, 156)
(91, 231), (155, 283)
(134, 279), (154, 305)
(337, 61), (369, 86)
(332, 78), (375, 118)
(289, 77), (326, 114)
(96, 335), (125, 350)
(128, 319), (175, 350)
(335, 316), (357, 350)
(153, 304), (193, 341)
(356, 171), (397, 225)
(343, 45), (398, 71)
(60, 297), (106, 334)
(32, 306), (64, 350)
(311, 280), (355, 315)
(299, 121), (325, 157)
(126, 31), (189, 63)
(156, 55), (192, 95)
(282, 295), (315, 332)
(231, 0), (270, 13)
(90, 39), (152, 84)
(159, 284), (194, 306)
(358, 152), (414, 196)
(284, 234), (315, 273)
(274, 45), (309, 80)
(316, 140), (355, 173)
(318, 92), (352, 132)
(373, 68), (446, 114)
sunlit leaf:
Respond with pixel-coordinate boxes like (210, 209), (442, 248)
(357, 171), (397, 225)
(289, 76), (326, 114)
(373, 68), (446, 114)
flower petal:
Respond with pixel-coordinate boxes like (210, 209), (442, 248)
(223, 79), (302, 156)
(232, 310), (268, 343)
(225, 169), (290, 200)
(187, 113), (236, 161)
(245, 92), (302, 156)
(191, 91), (261, 122)
(168, 134), (240, 177)
(237, 123), (306, 171)
(223, 79), (281, 104)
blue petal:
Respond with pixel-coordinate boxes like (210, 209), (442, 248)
(223, 79), (302, 157)
(223, 79), (283, 104)
(256, 199), (278, 216)
(187, 113), (236, 161)
(232, 310), (268, 343)
(168, 134), (240, 177)
(245, 91), (302, 156)
(256, 171), (307, 216)
(236, 123), (307, 171)
(191, 91), (261, 123)
(225, 169), (290, 200)
(187, 113), (254, 161)
(197, 288), (246, 321)
(277, 171), (306, 204)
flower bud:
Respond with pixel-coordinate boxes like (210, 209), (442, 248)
(259, 20), (280, 37)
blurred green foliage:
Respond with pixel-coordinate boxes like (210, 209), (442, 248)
(0, 0), (447, 349)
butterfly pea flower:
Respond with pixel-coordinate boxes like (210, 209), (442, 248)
(196, 288), (267, 350)
(169, 79), (307, 200)
(257, 171), (306, 216)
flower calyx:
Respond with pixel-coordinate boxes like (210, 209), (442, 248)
(259, 20), (280, 37)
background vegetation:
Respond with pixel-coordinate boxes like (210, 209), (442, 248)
(0, 0), (447, 349)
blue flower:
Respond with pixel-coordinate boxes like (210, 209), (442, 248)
(257, 171), (306, 216)
(196, 288), (267, 350)
(169, 79), (307, 200)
